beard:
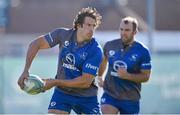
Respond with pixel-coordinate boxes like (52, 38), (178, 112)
(121, 36), (134, 45)
(85, 32), (93, 40)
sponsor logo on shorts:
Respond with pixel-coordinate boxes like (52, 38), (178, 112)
(92, 108), (99, 113)
(50, 102), (56, 106)
(101, 98), (106, 103)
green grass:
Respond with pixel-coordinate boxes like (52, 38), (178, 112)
(0, 54), (180, 113)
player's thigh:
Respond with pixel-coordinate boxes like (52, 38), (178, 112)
(48, 109), (69, 114)
(48, 88), (72, 113)
(74, 96), (100, 114)
(119, 100), (139, 114)
(101, 104), (119, 114)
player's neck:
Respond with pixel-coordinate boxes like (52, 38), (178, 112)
(77, 36), (84, 43)
(122, 39), (135, 49)
(76, 32), (91, 44)
(123, 40), (134, 45)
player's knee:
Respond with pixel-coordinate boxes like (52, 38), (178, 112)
(101, 104), (119, 114)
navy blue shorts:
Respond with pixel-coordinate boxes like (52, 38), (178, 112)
(101, 92), (139, 114)
(48, 88), (100, 114)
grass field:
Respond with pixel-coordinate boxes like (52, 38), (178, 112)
(0, 53), (180, 113)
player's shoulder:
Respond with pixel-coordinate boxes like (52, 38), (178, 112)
(106, 38), (120, 45)
(104, 38), (120, 47)
(103, 38), (120, 51)
(135, 41), (150, 53)
(50, 28), (76, 40)
(90, 38), (103, 54)
(92, 38), (103, 49)
(54, 27), (75, 34)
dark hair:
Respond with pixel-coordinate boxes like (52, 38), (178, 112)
(122, 16), (138, 32)
(73, 7), (102, 30)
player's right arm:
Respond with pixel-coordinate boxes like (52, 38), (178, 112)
(98, 56), (108, 87)
(97, 42), (109, 87)
(18, 36), (50, 89)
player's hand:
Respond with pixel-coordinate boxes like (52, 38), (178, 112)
(42, 79), (56, 91)
(98, 77), (104, 87)
(18, 71), (29, 89)
(117, 67), (129, 80)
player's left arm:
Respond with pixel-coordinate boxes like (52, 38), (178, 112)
(98, 55), (108, 87)
(43, 73), (95, 90)
(118, 68), (151, 83)
(118, 48), (151, 83)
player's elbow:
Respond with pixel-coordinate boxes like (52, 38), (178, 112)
(142, 76), (150, 83)
(29, 36), (49, 49)
(140, 71), (151, 83)
(29, 39), (40, 49)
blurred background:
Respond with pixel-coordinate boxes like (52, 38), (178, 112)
(0, 0), (180, 114)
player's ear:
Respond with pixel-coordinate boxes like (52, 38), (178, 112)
(77, 23), (84, 29)
(133, 30), (137, 35)
(76, 24), (81, 29)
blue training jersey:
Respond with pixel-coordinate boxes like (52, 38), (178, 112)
(103, 38), (151, 101)
(44, 28), (103, 97)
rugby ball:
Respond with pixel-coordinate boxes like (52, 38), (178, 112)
(23, 74), (45, 95)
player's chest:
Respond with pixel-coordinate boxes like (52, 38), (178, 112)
(60, 43), (89, 66)
(107, 49), (141, 69)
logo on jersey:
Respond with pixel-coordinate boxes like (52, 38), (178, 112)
(64, 41), (70, 47)
(85, 63), (99, 71)
(79, 52), (88, 60)
(113, 60), (127, 71)
(63, 53), (79, 71)
(129, 54), (138, 61)
(109, 50), (115, 56)
(142, 62), (151, 67)
(65, 53), (75, 65)
(111, 60), (127, 77)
